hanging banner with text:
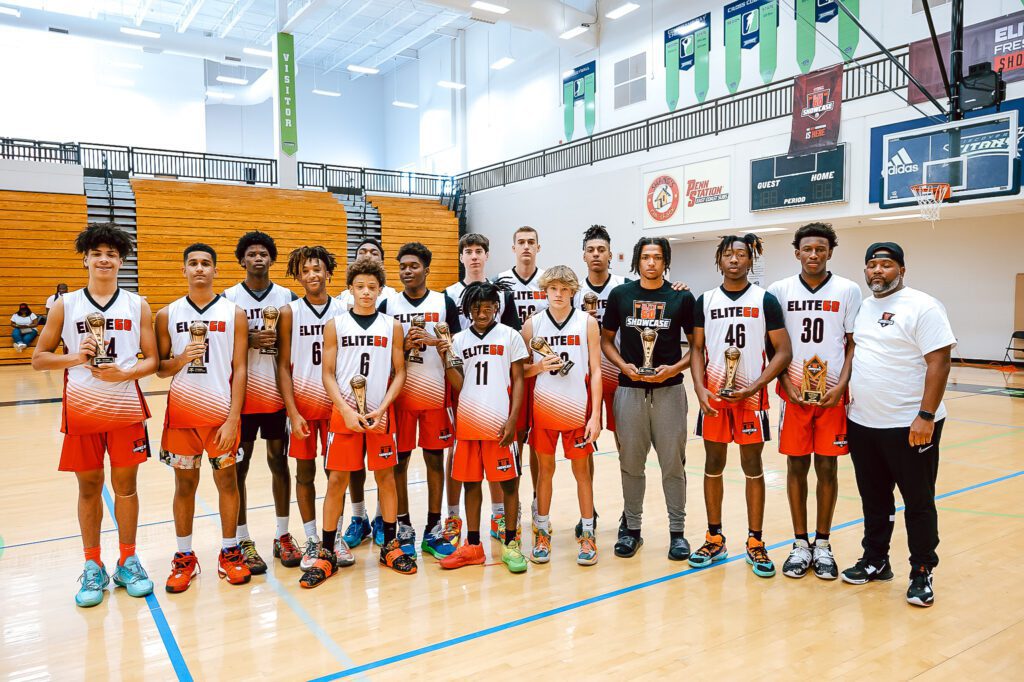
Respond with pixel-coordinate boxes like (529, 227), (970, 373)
(724, 0), (778, 93)
(664, 13), (711, 111)
(563, 61), (596, 141)
(643, 157), (731, 229)
(789, 63), (843, 156)
(276, 32), (298, 156)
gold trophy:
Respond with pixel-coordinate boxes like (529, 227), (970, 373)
(801, 355), (828, 404)
(350, 374), (373, 426)
(187, 321), (208, 374)
(583, 292), (599, 313)
(433, 322), (464, 372)
(530, 336), (573, 377)
(260, 305), (279, 355)
(407, 315), (426, 364)
(718, 346), (742, 397)
(637, 327), (658, 376)
(85, 312), (114, 365)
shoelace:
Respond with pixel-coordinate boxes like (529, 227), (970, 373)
(224, 549), (245, 566)
(279, 535), (299, 554)
(696, 540), (722, 557)
(122, 560), (149, 582)
(79, 568), (105, 590)
(813, 546), (836, 566)
(303, 539), (319, 558)
(791, 546), (813, 565)
(580, 536), (596, 554)
(749, 544), (771, 563)
(172, 554), (196, 572)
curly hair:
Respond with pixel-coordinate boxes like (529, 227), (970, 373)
(397, 242), (432, 267)
(792, 222), (838, 250)
(75, 222), (135, 259)
(461, 278), (512, 320)
(286, 245), (337, 280)
(582, 224), (611, 250)
(714, 233), (763, 272)
(346, 255), (386, 287)
(629, 237), (671, 275)
(538, 265), (580, 294)
(235, 231), (277, 263)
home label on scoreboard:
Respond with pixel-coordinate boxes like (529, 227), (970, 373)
(750, 144), (847, 212)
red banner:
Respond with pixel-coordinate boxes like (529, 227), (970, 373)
(789, 64), (843, 156)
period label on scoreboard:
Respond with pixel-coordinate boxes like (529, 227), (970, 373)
(749, 144), (847, 212)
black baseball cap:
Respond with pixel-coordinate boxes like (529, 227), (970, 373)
(865, 241), (905, 267)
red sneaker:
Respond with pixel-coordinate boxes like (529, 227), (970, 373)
(273, 533), (302, 568)
(218, 547), (252, 585)
(439, 542), (486, 569)
(165, 552), (200, 594)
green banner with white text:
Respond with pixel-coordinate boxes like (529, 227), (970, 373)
(277, 32), (298, 156)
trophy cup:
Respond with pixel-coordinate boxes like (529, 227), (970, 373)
(407, 315), (425, 364)
(801, 355), (828, 404)
(188, 321), (208, 374)
(583, 292), (599, 313)
(260, 305), (279, 355)
(85, 312), (114, 365)
(530, 336), (573, 377)
(350, 374), (373, 426)
(433, 322), (464, 372)
(718, 346), (742, 397)
(637, 327), (658, 376)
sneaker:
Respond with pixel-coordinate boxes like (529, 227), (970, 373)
(907, 566), (935, 607)
(746, 537), (776, 578)
(841, 557), (894, 585)
(490, 513), (504, 540)
(273, 533), (302, 568)
(300, 538), (322, 570)
(342, 515), (372, 548)
(443, 515), (463, 547)
(239, 539), (267, 575)
(812, 539), (838, 580)
(688, 532), (728, 568)
(334, 539), (356, 567)
(782, 540), (813, 579)
(165, 552), (200, 593)
(439, 542), (486, 569)
(380, 538), (417, 575)
(218, 547), (252, 585)
(397, 523), (417, 556)
(574, 511), (599, 539)
(421, 530), (456, 559)
(113, 555), (154, 597)
(75, 560), (110, 608)
(577, 531), (598, 566)
(501, 540), (528, 574)
(371, 516), (385, 546)
(299, 548), (337, 589)
(531, 528), (552, 564)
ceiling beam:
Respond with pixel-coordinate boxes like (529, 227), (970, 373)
(175, 0), (207, 34)
(345, 12), (461, 78)
(296, 0), (373, 60)
(282, 0), (332, 33)
(133, 0), (155, 26)
(216, 0), (256, 38)
(318, 3), (412, 75)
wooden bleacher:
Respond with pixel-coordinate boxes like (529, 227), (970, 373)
(132, 180), (348, 311)
(0, 191), (88, 365)
(369, 195), (459, 291)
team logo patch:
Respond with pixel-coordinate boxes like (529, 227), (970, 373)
(379, 445), (394, 459)
(439, 428), (452, 441)
(801, 87), (835, 122)
(646, 175), (680, 222)
(834, 433), (848, 447)
(573, 435), (589, 449)
(496, 458), (512, 472)
(132, 438), (149, 454)
(877, 312), (896, 327)
(742, 421), (758, 435)
(634, 301), (665, 320)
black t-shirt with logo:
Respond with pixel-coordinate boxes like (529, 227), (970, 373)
(602, 279), (696, 389)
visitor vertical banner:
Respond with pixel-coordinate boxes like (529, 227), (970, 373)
(277, 32), (298, 156)
(664, 13), (711, 111)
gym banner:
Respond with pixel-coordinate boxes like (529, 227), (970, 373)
(563, 61), (596, 141)
(838, 0), (859, 61)
(642, 157), (731, 228)
(664, 13), (711, 111)
(276, 32), (298, 156)
(908, 9), (1024, 106)
(789, 63), (843, 156)
(795, 0), (844, 73)
(724, 0), (778, 93)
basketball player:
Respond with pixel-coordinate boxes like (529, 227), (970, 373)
(689, 234), (792, 578)
(378, 242), (461, 559)
(299, 257), (414, 588)
(767, 223), (861, 580)
(223, 231), (300, 573)
(32, 223), (157, 607)
(337, 237), (397, 309)
(522, 266), (602, 565)
(437, 280), (529, 574)
(276, 246), (351, 570)
(157, 243), (252, 592)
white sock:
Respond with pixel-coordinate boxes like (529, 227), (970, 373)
(237, 523), (250, 541)
(176, 535), (193, 554)
(374, 502), (381, 519)
(276, 516), (289, 538)
(446, 505), (460, 517)
(581, 517), (594, 533)
(303, 520), (318, 541)
(352, 501), (366, 519)
(491, 503), (504, 516)
(222, 537), (237, 551)
(536, 514), (550, 532)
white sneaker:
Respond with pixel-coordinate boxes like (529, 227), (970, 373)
(812, 539), (838, 580)
(300, 538), (322, 570)
(334, 539), (355, 567)
(782, 539), (813, 578)
(15, 343), (26, 352)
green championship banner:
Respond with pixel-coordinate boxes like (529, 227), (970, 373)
(796, 0), (857, 72)
(563, 61), (596, 141)
(838, 0), (859, 61)
(664, 13), (711, 111)
(724, 0), (778, 93)
(276, 32), (298, 156)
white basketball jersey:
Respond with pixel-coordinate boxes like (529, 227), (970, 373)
(496, 267), (548, 324)
(330, 311), (395, 433)
(531, 309), (590, 431)
(223, 282), (295, 414)
(164, 295), (238, 429)
(575, 272), (629, 398)
(61, 288), (149, 435)
(337, 285), (396, 311)
(386, 290), (450, 412)
(451, 323), (528, 441)
(288, 295), (345, 421)
(768, 273), (861, 395)
(445, 279), (511, 331)
(700, 285), (770, 411)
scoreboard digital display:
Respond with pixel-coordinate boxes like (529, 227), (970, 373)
(750, 144), (847, 212)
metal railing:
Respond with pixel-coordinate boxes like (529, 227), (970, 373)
(297, 162), (457, 198)
(78, 143), (277, 185)
(0, 137), (79, 164)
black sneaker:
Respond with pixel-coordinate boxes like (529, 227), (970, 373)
(841, 557), (894, 584)
(906, 566), (934, 607)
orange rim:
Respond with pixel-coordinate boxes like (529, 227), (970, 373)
(911, 182), (951, 201)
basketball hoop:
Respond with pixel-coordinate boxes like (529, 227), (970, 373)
(910, 183), (951, 222)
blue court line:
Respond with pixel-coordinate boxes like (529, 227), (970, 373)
(308, 468), (1024, 681)
(101, 485), (193, 682)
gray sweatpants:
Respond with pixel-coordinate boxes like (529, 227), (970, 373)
(612, 383), (688, 533)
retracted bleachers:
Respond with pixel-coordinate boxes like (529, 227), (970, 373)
(132, 180), (348, 310)
(369, 196), (459, 291)
(0, 191), (88, 365)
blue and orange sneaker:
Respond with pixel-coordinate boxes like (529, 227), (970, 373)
(421, 530), (456, 559)
(491, 514), (522, 543)
(397, 523), (417, 556)
(113, 555), (154, 597)
(746, 537), (776, 578)
(342, 515), (371, 548)
(75, 560), (110, 608)
(688, 532), (728, 568)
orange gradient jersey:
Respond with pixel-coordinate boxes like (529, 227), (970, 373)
(382, 290), (459, 413)
(451, 323), (528, 441)
(223, 282), (295, 414)
(531, 309), (590, 432)
(287, 296), (345, 421)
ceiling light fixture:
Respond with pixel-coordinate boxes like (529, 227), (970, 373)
(216, 75), (249, 85)
(559, 26), (588, 40)
(392, 100), (418, 109)
(871, 213), (924, 221)
(206, 90), (234, 100)
(312, 88), (341, 97)
(437, 80), (466, 90)
(471, 1), (510, 14)
(490, 56), (515, 70)
(242, 47), (273, 58)
(605, 3), (640, 20)
(0, 6), (21, 18)
(120, 26), (160, 39)
(347, 64), (380, 75)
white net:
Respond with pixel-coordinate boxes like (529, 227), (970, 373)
(911, 183), (949, 222)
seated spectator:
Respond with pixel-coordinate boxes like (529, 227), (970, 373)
(11, 303), (39, 352)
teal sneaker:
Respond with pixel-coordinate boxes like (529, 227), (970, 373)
(113, 555), (155, 597)
(371, 516), (385, 546)
(342, 515), (371, 548)
(531, 528), (551, 564)
(75, 560), (110, 608)
(421, 530), (456, 559)
(501, 540), (528, 574)
(688, 532), (729, 568)
(746, 537), (776, 578)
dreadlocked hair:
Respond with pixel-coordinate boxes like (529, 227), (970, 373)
(714, 233), (764, 272)
(629, 237), (672, 275)
(461, 278), (512, 320)
(582, 224), (611, 250)
(286, 245), (337, 280)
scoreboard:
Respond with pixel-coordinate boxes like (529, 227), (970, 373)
(750, 144), (847, 212)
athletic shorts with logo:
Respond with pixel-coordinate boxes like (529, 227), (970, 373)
(60, 422), (151, 472)
(778, 399), (848, 456)
(396, 407), (454, 453)
(453, 440), (521, 482)
(160, 426), (241, 470)
(325, 407), (398, 471)
(289, 419), (329, 460)
(696, 399), (771, 445)
(530, 426), (594, 459)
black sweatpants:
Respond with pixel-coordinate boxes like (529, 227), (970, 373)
(848, 419), (944, 570)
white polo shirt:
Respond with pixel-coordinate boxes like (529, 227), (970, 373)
(848, 287), (956, 429)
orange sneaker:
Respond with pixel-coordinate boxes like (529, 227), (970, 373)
(218, 547), (252, 585)
(379, 539), (417, 575)
(439, 542), (486, 569)
(165, 552), (200, 593)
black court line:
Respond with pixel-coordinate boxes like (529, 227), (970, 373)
(0, 389), (169, 408)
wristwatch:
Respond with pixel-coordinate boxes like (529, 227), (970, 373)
(918, 410), (935, 422)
